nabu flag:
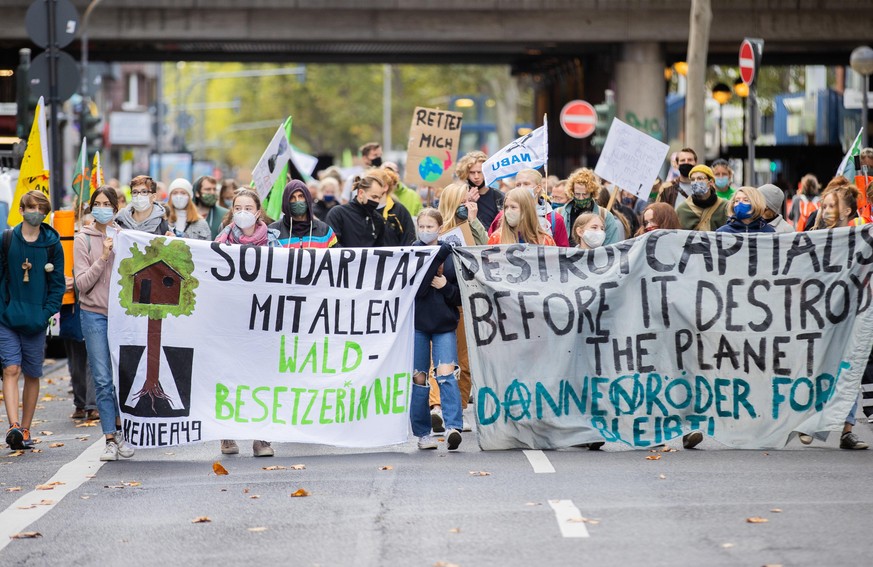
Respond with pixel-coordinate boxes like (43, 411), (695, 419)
(483, 123), (548, 187)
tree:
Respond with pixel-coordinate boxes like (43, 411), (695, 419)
(686, 0), (712, 155)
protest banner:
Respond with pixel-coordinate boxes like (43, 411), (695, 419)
(453, 227), (873, 450)
(107, 231), (438, 448)
(252, 119), (293, 200)
(404, 106), (463, 189)
(483, 123), (548, 187)
(594, 118), (669, 199)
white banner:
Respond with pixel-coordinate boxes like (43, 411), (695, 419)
(483, 124), (548, 187)
(108, 231), (438, 448)
(453, 227), (873, 450)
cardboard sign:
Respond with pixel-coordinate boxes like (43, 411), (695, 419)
(440, 221), (475, 247)
(405, 107), (463, 189)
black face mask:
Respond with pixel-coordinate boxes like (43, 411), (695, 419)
(678, 163), (694, 178)
(456, 205), (469, 221)
(364, 199), (380, 212)
(468, 179), (485, 190)
(369, 156), (382, 168)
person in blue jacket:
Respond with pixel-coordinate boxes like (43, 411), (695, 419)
(716, 186), (776, 234)
(2, 190), (65, 450)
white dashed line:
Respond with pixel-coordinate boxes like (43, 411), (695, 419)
(523, 450), (556, 473)
(0, 438), (106, 550)
(548, 499), (590, 538)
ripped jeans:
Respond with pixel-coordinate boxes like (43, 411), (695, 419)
(411, 330), (462, 436)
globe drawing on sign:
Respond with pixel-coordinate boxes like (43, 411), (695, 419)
(418, 156), (444, 183)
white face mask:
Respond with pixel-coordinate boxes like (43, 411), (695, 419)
(582, 229), (606, 248)
(171, 194), (189, 210)
(417, 229), (439, 244)
(504, 209), (521, 227)
(131, 194), (152, 212)
(233, 210), (257, 230)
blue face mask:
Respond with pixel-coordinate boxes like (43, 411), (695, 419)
(715, 177), (730, 189)
(734, 202), (753, 220)
(551, 201), (563, 210)
(91, 207), (115, 224)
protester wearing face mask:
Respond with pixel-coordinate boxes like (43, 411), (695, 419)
(488, 188), (556, 245)
(715, 186), (776, 234)
(376, 167), (416, 246)
(437, 183), (488, 245)
(115, 175), (170, 235)
(410, 209), (463, 451)
(757, 183), (794, 233)
(218, 179), (238, 210)
(2, 191), (65, 451)
(165, 178), (211, 240)
(711, 159), (736, 201)
(559, 168), (621, 245)
(571, 213), (607, 250)
(312, 177), (341, 221)
(269, 180), (337, 249)
(657, 147), (698, 208)
(191, 176), (228, 239)
(635, 203), (681, 236)
(456, 151), (504, 229)
(325, 174), (386, 247)
(487, 169), (570, 246)
(676, 164), (730, 231)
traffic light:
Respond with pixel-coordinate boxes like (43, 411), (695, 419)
(81, 99), (103, 152)
(592, 89), (615, 150)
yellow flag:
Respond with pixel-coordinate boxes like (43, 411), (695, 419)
(10, 96), (50, 226)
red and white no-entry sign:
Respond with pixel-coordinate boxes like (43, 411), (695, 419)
(560, 100), (597, 139)
(739, 38), (763, 86)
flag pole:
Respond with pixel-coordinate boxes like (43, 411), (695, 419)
(76, 137), (86, 229)
(542, 114), (549, 192)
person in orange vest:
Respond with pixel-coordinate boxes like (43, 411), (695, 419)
(788, 174), (820, 230)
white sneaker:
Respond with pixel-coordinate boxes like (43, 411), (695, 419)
(430, 408), (445, 433)
(462, 417), (472, 432)
(100, 440), (118, 461)
(417, 435), (438, 450)
(220, 440), (239, 455)
(447, 429), (462, 451)
(115, 431), (135, 458)
(798, 433), (813, 445)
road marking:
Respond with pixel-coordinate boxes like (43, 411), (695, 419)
(0, 438), (106, 550)
(548, 499), (590, 538)
(523, 450), (555, 473)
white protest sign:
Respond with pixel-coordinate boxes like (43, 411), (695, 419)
(291, 145), (319, 178)
(108, 231), (438, 448)
(251, 123), (292, 199)
(594, 118), (669, 199)
(453, 227), (873, 450)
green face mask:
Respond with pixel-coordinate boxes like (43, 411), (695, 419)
(290, 201), (308, 216)
(23, 211), (46, 227)
(199, 193), (217, 207)
(574, 197), (593, 210)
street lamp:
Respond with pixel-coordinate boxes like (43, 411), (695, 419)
(712, 83), (732, 156)
(850, 46), (873, 149)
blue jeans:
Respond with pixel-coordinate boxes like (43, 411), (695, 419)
(410, 330), (462, 436)
(846, 400), (858, 426)
(80, 310), (118, 436)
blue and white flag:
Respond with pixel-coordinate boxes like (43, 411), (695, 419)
(483, 123), (548, 187)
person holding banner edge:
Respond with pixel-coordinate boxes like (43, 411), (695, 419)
(411, 208), (463, 451)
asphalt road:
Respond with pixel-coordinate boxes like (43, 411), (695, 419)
(1, 361), (872, 567)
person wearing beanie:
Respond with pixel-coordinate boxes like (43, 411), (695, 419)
(268, 179), (338, 249)
(757, 183), (794, 233)
(676, 164), (730, 231)
(166, 178), (211, 240)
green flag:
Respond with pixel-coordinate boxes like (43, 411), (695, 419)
(263, 117), (292, 222)
(836, 127), (864, 180)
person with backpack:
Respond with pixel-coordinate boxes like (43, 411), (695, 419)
(2, 190), (65, 450)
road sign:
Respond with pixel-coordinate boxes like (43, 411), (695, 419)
(28, 51), (80, 101)
(25, 0), (80, 49)
(739, 38), (763, 87)
(560, 100), (597, 139)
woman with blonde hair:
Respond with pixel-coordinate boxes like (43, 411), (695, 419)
(166, 178), (211, 240)
(716, 186), (775, 234)
(438, 182), (488, 244)
(488, 187), (555, 245)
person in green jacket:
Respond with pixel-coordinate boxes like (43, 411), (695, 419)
(2, 190), (65, 450)
(193, 175), (229, 239)
(676, 164), (730, 231)
(383, 162), (423, 217)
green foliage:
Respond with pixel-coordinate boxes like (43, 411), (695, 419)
(118, 237), (199, 320)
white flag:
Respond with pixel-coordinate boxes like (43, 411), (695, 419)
(483, 124), (548, 187)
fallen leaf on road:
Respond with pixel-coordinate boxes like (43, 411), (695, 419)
(434, 562), (459, 567)
(39, 431), (53, 436)
(290, 464), (306, 470)
(249, 495), (260, 499)
(469, 471), (491, 476)
(658, 474), (667, 479)
(448, 527), (461, 533)
(762, 452), (769, 456)
(243, 488), (250, 494)
(248, 527), (268, 532)
(35, 484), (55, 490)
(104, 485), (125, 489)
(645, 455), (661, 460)
(48, 482), (64, 486)
(80, 496), (90, 500)
(379, 465), (393, 471)
(164, 452), (175, 456)
(75, 422), (98, 428)
(8, 451), (24, 457)
(5, 487), (21, 492)
(746, 516), (768, 523)
(212, 462), (229, 476)
(17, 505), (36, 510)
(191, 516), (211, 523)
(525, 502), (541, 506)
(30, 449), (42, 453)
(762, 564), (783, 567)
(290, 488), (310, 497)
(567, 517), (600, 525)
(85, 475), (95, 479)
(10, 532), (42, 539)
(660, 446), (678, 452)
(262, 465), (287, 471)
(721, 543), (735, 549)
(123, 482), (141, 487)
(49, 443), (64, 448)
(770, 508), (782, 513)
(37, 499), (54, 506)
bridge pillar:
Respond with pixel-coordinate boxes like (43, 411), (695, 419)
(615, 42), (666, 142)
